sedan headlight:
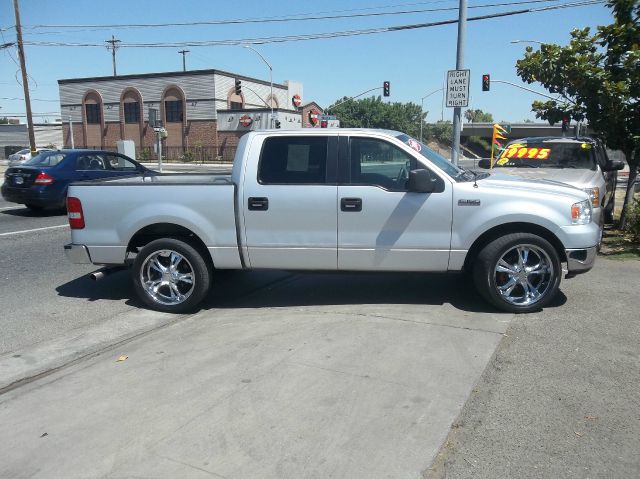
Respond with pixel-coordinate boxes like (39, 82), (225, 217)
(571, 199), (592, 224)
(583, 187), (600, 208)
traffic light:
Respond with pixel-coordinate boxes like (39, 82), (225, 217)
(482, 74), (490, 92)
(383, 81), (390, 97)
(235, 79), (242, 95)
(561, 116), (570, 132)
(274, 119), (281, 129)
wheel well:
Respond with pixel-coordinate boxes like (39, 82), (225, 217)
(127, 223), (211, 263)
(463, 222), (567, 272)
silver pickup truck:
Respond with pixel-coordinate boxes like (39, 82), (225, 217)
(65, 129), (599, 314)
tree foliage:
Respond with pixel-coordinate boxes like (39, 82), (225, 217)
(0, 117), (9, 124)
(327, 96), (424, 139)
(515, 0), (639, 225)
(464, 109), (494, 123)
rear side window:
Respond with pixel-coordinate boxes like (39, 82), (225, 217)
(24, 152), (66, 167)
(259, 136), (328, 184)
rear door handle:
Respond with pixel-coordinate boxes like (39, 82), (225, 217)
(248, 197), (269, 211)
(341, 197), (362, 212)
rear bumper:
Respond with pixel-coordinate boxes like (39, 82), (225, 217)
(64, 243), (92, 264)
(1, 184), (63, 207)
(565, 246), (597, 278)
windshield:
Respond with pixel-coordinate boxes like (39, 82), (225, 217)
(24, 151), (66, 167)
(494, 141), (597, 169)
(395, 133), (464, 179)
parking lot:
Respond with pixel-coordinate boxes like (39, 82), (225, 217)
(1, 170), (639, 478)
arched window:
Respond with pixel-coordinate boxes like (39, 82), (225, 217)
(266, 94), (279, 109)
(83, 91), (103, 124)
(162, 86), (185, 123)
(227, 88), (244, 110)
(121, 88), (142, 124)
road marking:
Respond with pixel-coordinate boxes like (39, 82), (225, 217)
(0, 224), (68, 237)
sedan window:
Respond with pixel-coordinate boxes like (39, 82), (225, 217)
(24, 152), (66, 167)
(104, 154), (139, 171)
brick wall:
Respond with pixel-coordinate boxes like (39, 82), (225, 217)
(63, 123), (84, 148)
(217, 131), (244, 161)
(302, 104), (324, 128)
(185, 120), (217, 147)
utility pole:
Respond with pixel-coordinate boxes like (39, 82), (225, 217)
(13, 0), (36, 154)
(179, 49), (189, 72)
(105, 35), (121, 77)
(451, 0), (468, 166)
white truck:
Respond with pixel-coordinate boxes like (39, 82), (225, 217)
(64, 129), (599, 314)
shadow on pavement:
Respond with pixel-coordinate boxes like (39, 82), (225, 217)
(56, 269), (567, 315)
(1, 207), (66, 217)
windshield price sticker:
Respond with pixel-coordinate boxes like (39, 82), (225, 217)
(497, 146), (551, 164)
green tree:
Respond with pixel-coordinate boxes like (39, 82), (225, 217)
(515, 0), (639, 226)
(0, 117), (9, 124)
(464, 109), (494, 123)
(327, 96), (424, 139)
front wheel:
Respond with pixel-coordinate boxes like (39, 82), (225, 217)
(132, 238), (212, 313)
(473, 233), (561, 313)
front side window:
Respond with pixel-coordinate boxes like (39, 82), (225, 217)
(165, 100), (183, 123)
(259, 136), (328, 184)
(349, 137), (416, 191)
(123, 102), (140, 123)
(85, 103), (101, 124)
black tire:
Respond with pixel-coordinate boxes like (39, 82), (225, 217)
(132, 238), (212, 313)
(603, 200), (614, 224)
(473, 233), (561, 313)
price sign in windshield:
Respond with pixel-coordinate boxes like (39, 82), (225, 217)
(496, 145), (551, 165)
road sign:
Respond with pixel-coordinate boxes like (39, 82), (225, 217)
(446, 69), (470, 108)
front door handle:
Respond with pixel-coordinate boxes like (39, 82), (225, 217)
(341, 197), (362, 212)
(248, 197), (269, 211)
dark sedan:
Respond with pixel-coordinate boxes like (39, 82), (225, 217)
(2, 149), (151, 211)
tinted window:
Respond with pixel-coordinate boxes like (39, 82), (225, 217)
(165, 100), (183, 123)
(25, 152), (66, 167)
(76, 155), (106, 170)
(123, 102), (140, 123)
(259, 137), (328, 184)
(85, 104), (101, 124)
(350, 137), (416, 191)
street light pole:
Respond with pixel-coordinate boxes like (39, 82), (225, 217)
(451, 0), (468, 166)
(243, 45), (273, 128)
(420, 88), (444, 142)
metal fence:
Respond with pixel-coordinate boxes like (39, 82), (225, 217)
(88, 145), (236, 164)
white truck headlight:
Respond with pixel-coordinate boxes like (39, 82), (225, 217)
(571, 199), (592, 224)
(583, 187), (600, 208)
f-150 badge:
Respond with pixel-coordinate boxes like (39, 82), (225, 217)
(458, 199), (480, 206)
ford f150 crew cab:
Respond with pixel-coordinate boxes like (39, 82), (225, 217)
(64, 129), (599, 314)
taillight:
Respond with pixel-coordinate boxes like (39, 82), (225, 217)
(34, 172), (54, 185)
(67, 197), (85, 229)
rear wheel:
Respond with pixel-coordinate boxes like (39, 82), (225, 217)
(473, 233), (561, 313)
(132, 238), (212, 313)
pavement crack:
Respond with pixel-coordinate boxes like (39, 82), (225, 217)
(156, 454), (230, 478)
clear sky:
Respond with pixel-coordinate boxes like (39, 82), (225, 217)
(0, 0), (612, 124)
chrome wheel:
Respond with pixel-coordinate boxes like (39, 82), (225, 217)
(140, 249), (195, 306)
(494, 244), (554, 307)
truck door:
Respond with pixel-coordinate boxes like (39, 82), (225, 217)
(337, 135), (453, 271)
(242, 135), (338, 270)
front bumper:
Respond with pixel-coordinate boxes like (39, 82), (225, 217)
(565, 246), (597, 278)
(64, 243), (92, 264)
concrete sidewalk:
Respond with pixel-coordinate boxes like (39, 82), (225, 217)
(0, 273), (510, 479)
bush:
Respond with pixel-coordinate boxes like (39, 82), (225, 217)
(625, 197), (640, 241)
(181, 151), (195, 163)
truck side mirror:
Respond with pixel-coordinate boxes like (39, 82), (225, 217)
(408, 169), (444, 193)
(478, 159), (491, 169)
(602, 159), (624, 172)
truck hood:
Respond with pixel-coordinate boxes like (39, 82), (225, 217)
(478, 172), (588, 201)
(487, 167), (598, 189)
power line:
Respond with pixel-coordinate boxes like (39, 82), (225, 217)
(0, 97), (59, 102)
(21, 0), (562, 33)
(20, 1), (606, 49)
